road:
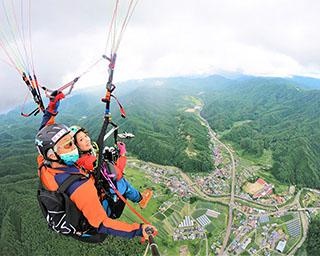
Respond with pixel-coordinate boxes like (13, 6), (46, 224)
(197, 109), (236, 256)
(214, 133), (236, 255)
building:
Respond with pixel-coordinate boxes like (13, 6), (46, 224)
(276, 240), (287, 253)
(179, 216), (194, 228)
(274, 195), (285, 204)
(286, 219), (301, 237)
(259, 215), (270, 224)
(241, 238), (252, 250)
(196, 214), (211, 227)
(206, 209), (220, 218)
(253, 179), (274, 199)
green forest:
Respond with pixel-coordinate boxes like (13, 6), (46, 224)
(201, 78), (320, 188)
(298, 212), (320, 255)
(305, 213), (320, 255)
(0, 75), (319, 255)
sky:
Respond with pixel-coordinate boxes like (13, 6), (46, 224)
(1, 0), (320, 112)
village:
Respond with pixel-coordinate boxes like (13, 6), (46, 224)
(225, 203), (302, 255)
(173, 215), (206, 241)
(191, 146), (231, 195)
(210, 145), (297, 207)
(126, 140), (319, 256)
(129, 143), (290, 206)
(128, 161), (195, 197)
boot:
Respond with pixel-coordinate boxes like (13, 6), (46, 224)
(139, 189), (153, 209)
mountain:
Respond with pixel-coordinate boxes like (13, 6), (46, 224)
(0, 74), (319, 255)
(289, 76), (320, 90)
(201, 77), (320, 188)
(1, 74), (319, 186)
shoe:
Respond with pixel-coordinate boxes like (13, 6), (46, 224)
(139, 189), (153, 209)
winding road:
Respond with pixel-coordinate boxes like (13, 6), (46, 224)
(198, 110), (236, 256)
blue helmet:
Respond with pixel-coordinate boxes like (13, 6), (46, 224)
(35, 124), (70, 158)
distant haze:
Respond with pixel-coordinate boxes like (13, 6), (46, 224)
(1, 0), (320, 112)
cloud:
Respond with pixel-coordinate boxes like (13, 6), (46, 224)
(1, 0), (320, 112)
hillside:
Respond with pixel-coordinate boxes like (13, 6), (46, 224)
(201, 77), (320, 188)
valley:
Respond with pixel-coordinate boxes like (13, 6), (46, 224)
(0, 75), (319, 255)
(121, 99), (320, 256)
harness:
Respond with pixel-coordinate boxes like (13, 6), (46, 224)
(37, 165), (107, 243)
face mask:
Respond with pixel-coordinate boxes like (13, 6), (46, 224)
(59, 148), (79, 166)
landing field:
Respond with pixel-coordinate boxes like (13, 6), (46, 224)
(243, 181), (264, 195)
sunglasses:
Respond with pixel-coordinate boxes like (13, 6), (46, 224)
(55, 138), (75, 150)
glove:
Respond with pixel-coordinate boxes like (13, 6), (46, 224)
(142, 224), (158, 240)
(117, 142), (126, 156)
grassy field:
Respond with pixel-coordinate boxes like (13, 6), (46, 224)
(270, 251), (283, 256)
(197, 238), (208, 256)
(269, 214), (294, 225)
(299, 189), (308, 207)
(184, 96), (203, 106)
(240, 149), (273, 167)
(284, 236), (301, 254)
(154, 212), (166, 221)
(243, 181), (264, 195)
(192, 209), (207, 219)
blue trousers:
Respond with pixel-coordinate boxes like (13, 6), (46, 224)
(102, 178), (141, 217)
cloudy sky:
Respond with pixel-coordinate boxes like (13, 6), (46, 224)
(1, 0), (320, 112)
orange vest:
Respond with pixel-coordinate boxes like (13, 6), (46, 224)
(37, 155), (141, 235)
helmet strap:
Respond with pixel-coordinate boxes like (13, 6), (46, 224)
(53, 150), (66, 165)
(44, 148), (62, 164)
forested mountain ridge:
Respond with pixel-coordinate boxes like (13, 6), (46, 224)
(201, 77), (320, 188)
(1, 75), (319, 187)
(290, 76), (320, 90)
